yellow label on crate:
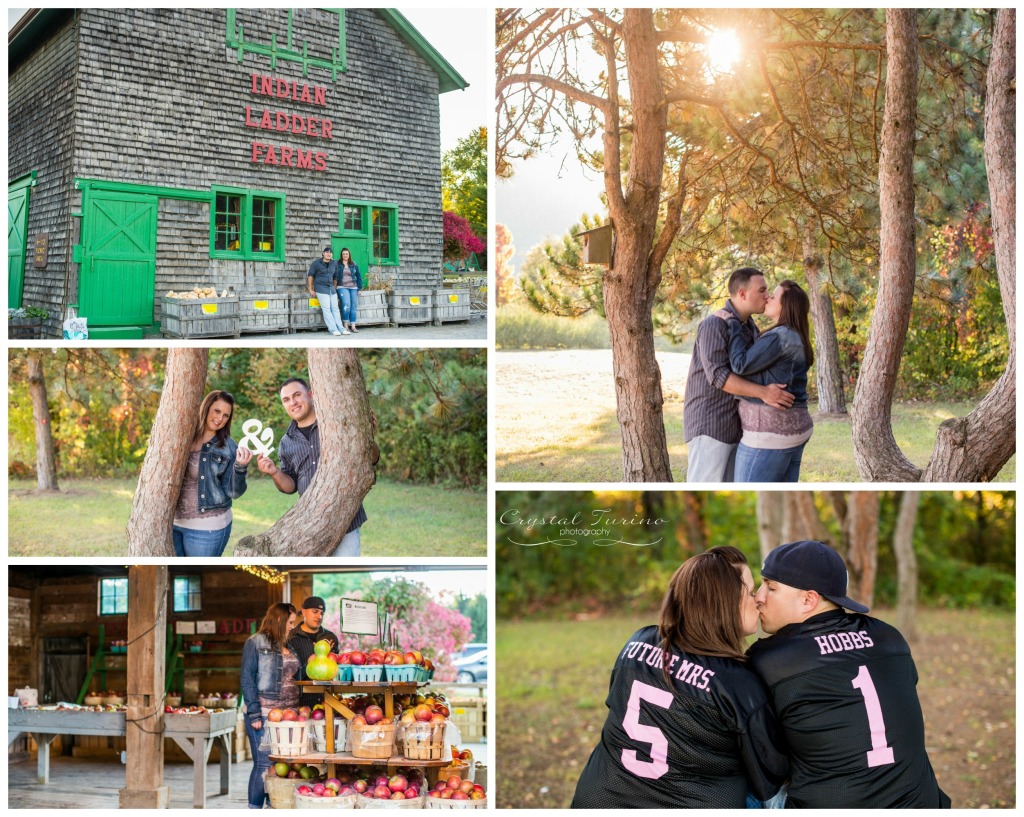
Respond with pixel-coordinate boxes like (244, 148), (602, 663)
(309, 298), (321, 308)
(409, 297), (420, 305)
(254, 300), (269, 310)
(201, 303), (218, 315)
(448, 294), (459, 303)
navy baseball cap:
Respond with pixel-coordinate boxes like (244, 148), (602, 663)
(301, 596), (326, 611)
(761, 540), (869, 613)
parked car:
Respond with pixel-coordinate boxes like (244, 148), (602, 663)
(453, 649), (487, 683)
(450, 642), (487, 663)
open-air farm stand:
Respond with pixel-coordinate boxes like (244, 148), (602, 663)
(8, 9), (477, 339)
(7, 564), (488, 809)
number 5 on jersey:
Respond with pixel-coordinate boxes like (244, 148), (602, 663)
(620, 680), (672, 779)
(851, 665), (895, 767)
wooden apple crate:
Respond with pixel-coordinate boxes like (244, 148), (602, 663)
(238, 292), (290, 334)
(449, 698), (485, 743)
(431, 288), (471, 324)
(356, 289), (391, 327)
(288, 292), (327, 333)
(161, 295), (240, 339)
(387, 290), (434, 325)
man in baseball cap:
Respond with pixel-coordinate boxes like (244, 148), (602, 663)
(747, 540), (950, 808)
(286, 596), (340, 710)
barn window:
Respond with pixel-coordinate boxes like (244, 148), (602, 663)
(210, 187), (285, 262)
(173, 576), (202, 613)
(99, 577), (129, 615)
(338, 199), (400, 269)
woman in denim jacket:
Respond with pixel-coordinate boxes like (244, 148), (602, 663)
(172, 390), (251, 557)
(725, 280), (814, 482)
(240, 602), (300, 809)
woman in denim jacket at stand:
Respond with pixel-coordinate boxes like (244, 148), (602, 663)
(724, 280), (814, 482)
(172, 390), (251, 556)
(335, 247), (363, 333)
(240, 602), (300, 809)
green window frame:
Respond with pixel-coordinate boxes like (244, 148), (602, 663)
(173, 576), (202, 613)
(210, 186), (286, 262)
(99, 577), (129, 616)
(338, 199), (400, 266)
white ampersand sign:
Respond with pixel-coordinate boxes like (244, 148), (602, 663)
(240, 418), (275, 457)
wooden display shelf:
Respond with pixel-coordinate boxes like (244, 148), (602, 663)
(268, 751), (453, 786)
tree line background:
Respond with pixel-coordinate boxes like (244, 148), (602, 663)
(496, 491), (1014, 620)
(8, 348), (486, 490)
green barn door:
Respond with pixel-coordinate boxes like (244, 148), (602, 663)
(80, 192), (157, 325)
(8, 186), (29, 308)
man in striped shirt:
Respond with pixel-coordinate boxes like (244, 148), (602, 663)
(256, 377), (367, 555)
(683, 267), (795, 482)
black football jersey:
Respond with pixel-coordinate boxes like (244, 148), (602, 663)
(571, 625), (788, 808)
(747, 610), (950, 808)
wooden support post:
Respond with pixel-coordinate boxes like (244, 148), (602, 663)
(119, 566), (170, 809)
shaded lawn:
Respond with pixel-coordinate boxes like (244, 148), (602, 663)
(8, 476), (486, 557)
(496, 608), (1014, 809)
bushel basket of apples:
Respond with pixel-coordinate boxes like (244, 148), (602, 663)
(401, 720), (446, 761)
(294, 777), (358, 809)
(356, 771), (426, 809)
(424, 775), (487, 809)
(349, 705), (395, 759)
(309, 710), (347, 753)
(265, 709), (312, 756)
(265, 762), (323, 809)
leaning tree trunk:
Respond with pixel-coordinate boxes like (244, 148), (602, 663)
(922, 8), (1016, 481)
(894, 491), (920, 639)
(27, 351), (59, 491)
(850, 10), (921, 481)
(234, 349), (376, 556)
(802, 240), (846, 415)
(602, 9), (673, 482)
(844, 492), (880, 608)
(126, 349), (209, 556)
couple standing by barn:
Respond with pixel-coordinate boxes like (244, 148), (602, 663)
(307, 245), (363, 336)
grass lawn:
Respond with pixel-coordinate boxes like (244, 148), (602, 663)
(8, 476), (486, 557)
(497, 608), (1014, 809)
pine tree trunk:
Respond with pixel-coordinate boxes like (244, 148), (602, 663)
(922, 8), (1015, 481)
(850, 10), (922, 481)
(27, 352), (59, 491)
(802, 242), (846, 415)
(671, 493), (706, 556)
(126, 349), (209, 556)
(234, 348), (376, 557)
(603, 9), (673, 482)
(844, 492), (880, 608)
(894, 491), (920, 640)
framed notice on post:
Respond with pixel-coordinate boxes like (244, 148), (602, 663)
(341, 598), (378, 635)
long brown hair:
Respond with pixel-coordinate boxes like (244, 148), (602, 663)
(195, 390), (235, 446)
(256, 602), (297, 650)
(774, 280), (814, 368)
(659, 546), (749, 671)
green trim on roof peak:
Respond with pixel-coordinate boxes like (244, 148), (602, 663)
(374, 9), (469, 94)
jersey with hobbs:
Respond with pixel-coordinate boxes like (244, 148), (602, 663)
(747, 609), (950, 808)
(572, 625), (787, 809)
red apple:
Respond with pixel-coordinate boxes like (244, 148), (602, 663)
(428, 791), (441, 799)
(365, 705), (384, 725)
(373, 785), (391, 799)
(388, 774), (408, 792)
(440, 789), (454, 800)
(446, 775), (462, 790)
(349, 651), (367, 665)
(451, 791), (470, 800)
(403, 651), (419, 665)
(296, 784), (313, 796)
(311, 709), (325, 721)
(281, 708), (298, 721)
(459, 780), (475, 795)
(297, 706), (311, 719)
(413, 704), (433, 722)
(353, 780), (368, 793)
(374, 775), (390, 788)
(472, 784), (485, 794)
(351, 715), (367, 726)
(430, 713), (446, 725)
(390, 792), (406, 800)
(470, 790), (485, 800)
(322, 788), (337, 798)
(406, 786), (420, 799)
(267, 708), (284, 722)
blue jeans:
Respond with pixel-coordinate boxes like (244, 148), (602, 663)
(333, 527), (361, 557)
(686, 435), (737, 482)
(735, 442), (806, 482)
(316, 291), (344, 333)
(337, 287), (358, 326)
(244, 717), (270, 808)
(172, 522), (232, 557)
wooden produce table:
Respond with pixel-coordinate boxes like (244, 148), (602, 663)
(269, 680), (451, 785)
(9, 707), (237, 809)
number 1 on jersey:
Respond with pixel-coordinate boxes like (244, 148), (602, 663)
(851, 665), (895, 767)
(620, 680), (672, 779)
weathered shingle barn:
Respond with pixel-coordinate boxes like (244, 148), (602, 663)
(9, 8), (468, 337)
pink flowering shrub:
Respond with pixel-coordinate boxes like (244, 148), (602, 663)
(321, 578), (473, 681)
(443, 210), (486, 261)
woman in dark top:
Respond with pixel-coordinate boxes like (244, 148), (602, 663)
(240, 602), (300, 809)
(726, 279), (814, 482)
(572, 547), (788, 808)
(172, 390), (251, 557)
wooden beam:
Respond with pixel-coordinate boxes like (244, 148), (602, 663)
(119, 566), (170, 809)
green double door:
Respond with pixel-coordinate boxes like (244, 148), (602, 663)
(8, 186), (29, 308)
(79, 191), (157, 325)
(331, 236), (370, 281)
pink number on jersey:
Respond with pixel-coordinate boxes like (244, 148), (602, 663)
(620, 679), (673, 779)
(851, 665), (896, 767)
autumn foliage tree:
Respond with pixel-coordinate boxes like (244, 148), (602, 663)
(442, 210), (486, 263)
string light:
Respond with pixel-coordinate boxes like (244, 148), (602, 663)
(234, 565), (288, 584)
